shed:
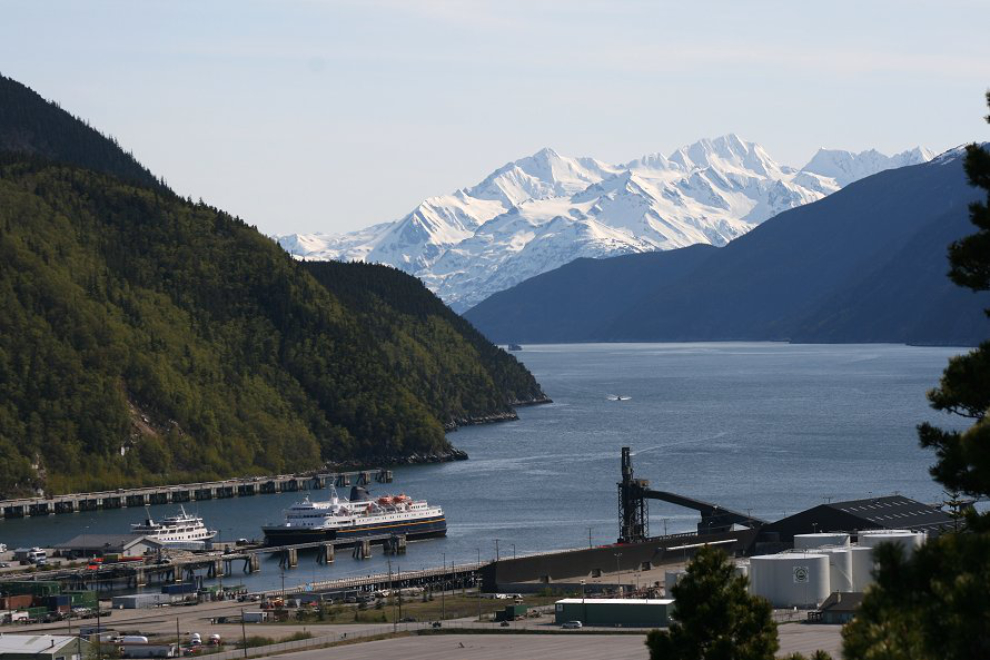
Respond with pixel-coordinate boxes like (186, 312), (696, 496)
(242, 611), (268, 624)
(814, 592), (864, 624)
(762, 495), (952, 543)
(494, 604), (529, 622)
(0, 634), (91, 660)
(554, 598), (674, 627)
(54, 534), (161, 558)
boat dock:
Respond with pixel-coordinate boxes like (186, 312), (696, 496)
(0, 535), (475, 595)
(0, 469), (393, 519)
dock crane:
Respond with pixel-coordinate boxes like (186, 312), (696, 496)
(617, 446), (766, 544)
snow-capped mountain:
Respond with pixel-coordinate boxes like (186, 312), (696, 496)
(279, 136), (933, 311)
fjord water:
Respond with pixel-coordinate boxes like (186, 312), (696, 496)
(0, 343), (966, 591)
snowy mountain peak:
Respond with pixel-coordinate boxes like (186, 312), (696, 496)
(279, 138), (935, 311)
(801, 146), (934, 186)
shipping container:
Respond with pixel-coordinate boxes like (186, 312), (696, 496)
(25, 606), (50, 619)
(66, 590), (99, 607)
(0, 594), (35, 609)
(162, 583), (196, 595)
(495, 604), (529, 622)
(112, 593), (168, 609)
(4, 581), (61, 597)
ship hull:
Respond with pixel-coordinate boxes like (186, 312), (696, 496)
(262, 515), (446, 547)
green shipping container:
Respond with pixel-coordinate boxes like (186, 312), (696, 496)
(25, 606), (50, 618)
(5, 581), (61, 597)
(66, 591), (98, 607)
(495, 604), (529, 622)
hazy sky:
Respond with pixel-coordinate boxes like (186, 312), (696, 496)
(2, 1), (989, 235)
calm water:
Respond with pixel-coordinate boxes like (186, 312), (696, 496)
(0, 343), (967, 590)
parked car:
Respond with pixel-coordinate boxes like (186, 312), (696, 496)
(561, 621), (583, 629)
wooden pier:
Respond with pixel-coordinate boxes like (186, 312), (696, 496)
(0, 533), (471, 597)
(0, 469), (393, 519)
(0, 532), (408, 590)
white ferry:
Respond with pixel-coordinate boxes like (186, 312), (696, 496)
(262, 485), (446, 546)
(131, 506), (217, 548)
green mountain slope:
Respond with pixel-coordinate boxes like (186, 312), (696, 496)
(0, 77), (546, 498)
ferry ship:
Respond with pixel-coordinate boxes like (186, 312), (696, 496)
(262, 485), (446, 546)
(131, 506), (217, 548)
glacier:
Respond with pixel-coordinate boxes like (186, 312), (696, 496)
(279, 135), (933, 311)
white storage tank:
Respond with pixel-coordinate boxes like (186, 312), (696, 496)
(793, 533), (850, 550)
(858, 530), (924, 558)
(812, 547), (853, 593)
(849, 546), (876, 592)
(749, 553), (830, 608)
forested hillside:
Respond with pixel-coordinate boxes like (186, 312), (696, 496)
(0, 76), (546, 498)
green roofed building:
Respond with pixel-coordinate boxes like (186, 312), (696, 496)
(554, 598), (674, 628)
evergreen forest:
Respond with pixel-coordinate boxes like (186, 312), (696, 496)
(0, 74), (546, 498)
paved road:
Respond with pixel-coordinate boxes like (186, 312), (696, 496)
(255, 625), (842, 660)
(5, 598), (842, 658)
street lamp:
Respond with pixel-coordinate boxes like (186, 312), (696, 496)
(476, 548), (482, 623)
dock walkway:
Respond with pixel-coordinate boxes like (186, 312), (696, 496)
(0, 469), (393, 519)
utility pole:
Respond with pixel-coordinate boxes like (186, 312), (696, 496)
(581, 579), (586, 624)
(495, 539), (499, 561)
(388, 559), (396, 634)
(441, 552), (446, 622)
(240, 609), (248, 659)
(94, 568), (102, 660)
(476, 548), (481, 623)
(176, 617), (181, 658)
(588, 527), (593, 549)
(614, 552), (623, 596)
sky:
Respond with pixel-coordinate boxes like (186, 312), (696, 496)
(2, 0), (989, 236)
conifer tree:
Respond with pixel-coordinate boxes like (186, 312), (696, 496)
(645, 545), (778, 660)
(842, 92), (990, 660)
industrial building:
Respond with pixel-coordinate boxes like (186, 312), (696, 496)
(54, 534), (163, 558)
(762, 495), (953, 542)
(0, 635), (91, 660)
(554, 598), (674, 627)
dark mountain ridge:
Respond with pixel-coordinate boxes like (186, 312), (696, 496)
(0, 73), (164, 190)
